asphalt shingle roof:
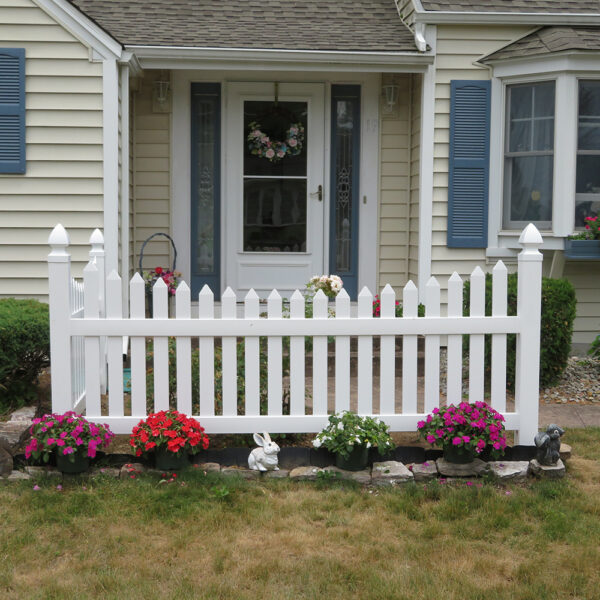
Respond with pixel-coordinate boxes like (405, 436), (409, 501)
(482, 25), (600, 60)
(420, 0), (600, 12)
(70, 0), (418, 52)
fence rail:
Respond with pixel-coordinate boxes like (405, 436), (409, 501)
(48, 224), (543, 444)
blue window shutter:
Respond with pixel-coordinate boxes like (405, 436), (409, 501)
(447, 80), (490, 248)
(0, 48), (25, 174)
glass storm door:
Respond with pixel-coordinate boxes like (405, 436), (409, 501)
(225, 82), (325, 297)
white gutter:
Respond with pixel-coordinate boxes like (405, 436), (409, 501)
(414, 11), (600, 26)
(126, 45), (434, 72)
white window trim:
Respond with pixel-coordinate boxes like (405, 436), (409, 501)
(487, 54), (600, 255)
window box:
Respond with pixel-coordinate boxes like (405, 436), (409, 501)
(564, 238), (600, 260)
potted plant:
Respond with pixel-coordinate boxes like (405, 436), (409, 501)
(25, 411), (115, 474)
(129, 410), (209, 470)
(312, 411), (395, 471)
(417, 401), (507, 464)
(565, 216), (600, 259)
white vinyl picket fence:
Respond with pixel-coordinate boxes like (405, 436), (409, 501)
(48, 224), (544, 444)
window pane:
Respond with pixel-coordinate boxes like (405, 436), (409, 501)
(533, 119), (554, 151)
(506, 155), (553, 223)
(576, 155), (600, 194)
(578, 81), (600, 151)
(244, 101), (307, 177)
(510, 85), (532, 119)
(243, 179), (307, 252)
(509, 120), (531, 152)
(534, 81), (555, 117)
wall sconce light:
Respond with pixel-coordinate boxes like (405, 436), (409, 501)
(382, 82), (399, 114)
(152, 77), (171, 113)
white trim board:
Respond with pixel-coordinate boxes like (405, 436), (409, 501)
(171, 70), (380, 297)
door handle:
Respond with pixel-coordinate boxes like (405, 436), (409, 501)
(311, 185), (323, 201)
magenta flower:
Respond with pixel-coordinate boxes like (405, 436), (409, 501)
(462, 436), (471, 444)
(417, 420), (425, 429)
(426, 434), (436, 444)
(452, 436), (462, 446)
(63, 447), (74, 455)
(46, 438), (55, 446)
(33, 485), (41, 491)
(56, 439), (65, 447)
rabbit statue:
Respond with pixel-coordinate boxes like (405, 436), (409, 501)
(248, 432), (280, 471)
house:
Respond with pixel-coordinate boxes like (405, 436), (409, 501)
(0, 0), (598, 350)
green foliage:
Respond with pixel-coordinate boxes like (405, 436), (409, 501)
(0, 298), (49, 412)
(589, 334), (600, 359)
(463, 273), (576, 390)
(146, 337), (290, 416)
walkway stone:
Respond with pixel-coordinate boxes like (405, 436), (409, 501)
(409, 461), (438, 482)
(289, 466), (323, 481)
(371, 461), (413, 486)
(264, 469), (290, 479)
(559, 443), (572, 461)
(221, 467), (260, 480)
(196, 462), (221, 473)
(323, 466), (371, 484)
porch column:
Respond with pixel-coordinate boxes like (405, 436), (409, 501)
(120, 64), (130, 313)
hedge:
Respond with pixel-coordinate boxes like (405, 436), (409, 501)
(0, 298), (50, 413)
(463, 274), (576, 390)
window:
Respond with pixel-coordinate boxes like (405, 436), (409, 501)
(503, 81), (555, 229)
(575, 80), (600, 227)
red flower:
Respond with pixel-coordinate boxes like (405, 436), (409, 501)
(155, 267), (163, 275)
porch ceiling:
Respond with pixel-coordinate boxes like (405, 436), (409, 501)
(69, 0), (418, 52)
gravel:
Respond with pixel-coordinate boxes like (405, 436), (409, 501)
(541, 357), (600, 405)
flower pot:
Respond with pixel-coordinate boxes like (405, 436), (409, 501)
(564, 239), (600, 260)
(335, 446), (369, 471)
(443, 444), (476, 465)
(56, 450), (90, 474)
(154, 448), (190, 471)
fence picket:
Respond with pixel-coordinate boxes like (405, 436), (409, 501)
(335, 289), (351, 413)
(89, 228), (106, 394)
(152, 277), (169, 411)
(106, 271), (124, 416)
(221, 288), (237, 416)
(129, 273), (147, 416)
(469, 267), (486, 403)
(402, 281), (419, 414)
(491, 261), (508, 412)
(84, 261), (101, 416)
(446, 272), (463, 406)
(312, 290), (328, 415)
(268, 289), (283, 416)
(424, 277), (440, 414)
(380, 284), (396, 414)
(244, 289), (260, 416)
(357, 287), (373, 414)
(198, 285), (215, 416)
(176, 282), (192, 415)
(289, 291), (305, 416)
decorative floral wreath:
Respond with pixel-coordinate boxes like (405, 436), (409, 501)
(247, 120), (304, 163)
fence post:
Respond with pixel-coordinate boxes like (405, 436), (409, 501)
(89, 228), (107, 393)
(48, 224), (72, 413)
(515, 223), (543, 445)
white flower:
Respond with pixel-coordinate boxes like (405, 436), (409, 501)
(337, 422), (344, 431)
(366, 442), (372, 448)
(312, 438), (322, 448)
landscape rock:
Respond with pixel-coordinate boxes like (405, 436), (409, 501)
(409, 461), (438, 482)
(9, 407), (36, 422)
(221, 467), (260, 480)
(0, 421), (31, 446)
(323, 466), (371, 484)
(196, 462), (221, 473)
(436, 458), (488, 478)
(371, 461), (413, 486)
(263, 469), (290, 479)
(89, 467), (120, 479)
(24, 466), (63, 479)
(289, 466), (324, 481)
(487, 461), (530, 482)
(7, 470), (31, 481)
(559, 443), (571, 461)
(529, 458), (566, 479)
(120, 463), (146, 479)
(0, 439), (13, 478)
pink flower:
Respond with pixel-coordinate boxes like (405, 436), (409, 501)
(46, 438), (55, 446)
(417, 420), (425, 429)
(466, 481), (473, 487)
(33, 485), (41, 491)
(462, 436), (471, 444)
(452, 436), (463, 446)
(265, 148), (275, 159)
(435, 429), (445, 439)
(288, 138), (298, 147)
(56, 439), (65, 447)
(63, 447), (74, 455)
(426, 434), (436, 444)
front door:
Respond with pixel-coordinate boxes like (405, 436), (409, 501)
(225, 82), (325, 297)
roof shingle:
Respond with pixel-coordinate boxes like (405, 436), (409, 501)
(482, 25), (600, 61)
(420, 1), (600, 13)
(69, 0), (417, 52)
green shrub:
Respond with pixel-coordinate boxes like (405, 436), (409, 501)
(0, 298), (50, 412)
(589, 334), (600, 360)
(463, 274), (576, 390)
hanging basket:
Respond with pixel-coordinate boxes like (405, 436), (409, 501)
(138, 232), (178, 315)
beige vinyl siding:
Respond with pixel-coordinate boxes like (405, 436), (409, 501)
(133, 72), (171, 273)
(563, 263), (600, 346)
(0, 0), (103, 300)
(378, 74), (411, 292)
(409, 73), (421, 284)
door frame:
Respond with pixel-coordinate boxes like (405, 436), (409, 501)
(171, 70), (379, 298)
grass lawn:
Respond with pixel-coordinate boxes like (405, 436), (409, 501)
(1, 429), (600, 600)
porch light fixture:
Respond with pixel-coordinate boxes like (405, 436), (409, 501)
(382, 82), (399, 114)
(153, 79), (170, 105)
